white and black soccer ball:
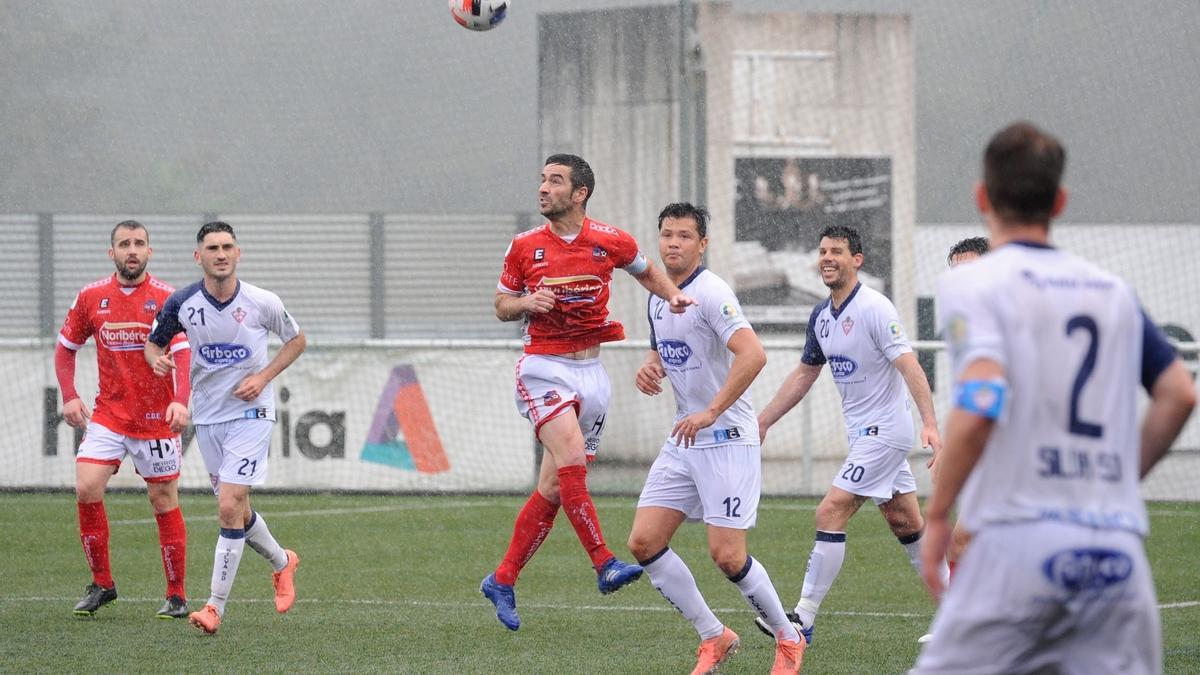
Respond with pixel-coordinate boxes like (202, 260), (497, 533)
(449, 0), (510, 32)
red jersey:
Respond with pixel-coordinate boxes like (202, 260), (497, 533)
(58, 273), (189, 438)
(498, 218), (646, 354)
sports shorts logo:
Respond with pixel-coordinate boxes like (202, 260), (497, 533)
(1042, 548), (1133, 592)
(657, 339), (692, 366)
(543, 390), (561, 406)
(827, 354), (859, 379)
(198, 342), (251, 365)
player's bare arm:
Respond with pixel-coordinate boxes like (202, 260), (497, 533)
(234, 332), (307, 401)
(494, 289), (555, 321)
(893, 352), (943, 457)
(54, 344), (92, 427)
(671, 327), (766, 448)
(144, 340), (175, 377)
(632, 260), (694, 313)
(757, 361), (822, 443)
(920, 357), (1000, 601)
(635, 350), (666, 396)
(1139, 359), (1196, 478)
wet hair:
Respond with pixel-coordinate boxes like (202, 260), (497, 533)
(196, 221), (236, 244)
(983, 121), (1066, 225)
(543, 153), (595, 208)
(111, 219), (147, 246)
(947, 236), (989, 266)
(656, 202), (709, 238)
(818, 225), (862, 256)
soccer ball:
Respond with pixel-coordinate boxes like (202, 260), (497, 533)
(449, 0), (510, 31)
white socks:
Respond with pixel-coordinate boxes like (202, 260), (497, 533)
(900, 529), (949, 587)
(245, 510), (289, 571)
(729, 556), (801, 643)
(641, 547), (724, 640)
(795, 530), (846, 627)
(208, 528), (245, 614)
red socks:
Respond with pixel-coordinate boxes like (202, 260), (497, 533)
(155, 507), (188, 598)
(557, 465), (613, 569)
(495, 491), (559, 585)
(77, 500), (113, 588)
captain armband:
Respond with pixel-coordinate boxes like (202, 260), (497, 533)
(953, 378), (1007, 419)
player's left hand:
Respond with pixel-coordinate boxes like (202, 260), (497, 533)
(667, 293), (695, 314)
(165, 401), (190, 434)
(670, 410), (717, 448)
(233, 373), (269, 401)
(920, 515), (952, 602)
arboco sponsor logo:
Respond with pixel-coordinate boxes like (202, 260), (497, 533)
(98, 322), (151, 351)
(199, 342), (251, 365)
(657, 339), (692, 366)
(540, 275), (603, 304)
(1042, 548), (1133, 592)
(828, 354), (859, 378)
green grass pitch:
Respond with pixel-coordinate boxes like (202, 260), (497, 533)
(1, 493), (1196, 673)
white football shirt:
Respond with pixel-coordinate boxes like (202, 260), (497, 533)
(648, 267), (758, 447)
(937, 242), (1176, 536)
(801, 282), (915, 449)
(148, 280), (301, 425)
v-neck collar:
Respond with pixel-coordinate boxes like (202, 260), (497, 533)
(546, 218), (590, 246)
(828, 282), (861, 320)
(200, 280), (241, 311)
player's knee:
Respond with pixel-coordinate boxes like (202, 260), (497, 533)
(711, 548), (746, 577)
(75, 476), (105, 502)
(147, 483), (178, 513)
(814, 499), (849, 529)
(626, 531), (657, 561)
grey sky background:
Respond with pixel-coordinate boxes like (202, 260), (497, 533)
(2, 0), (1197, 222)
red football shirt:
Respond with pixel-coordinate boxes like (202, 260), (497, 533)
(58, 273), (189, 438)
(498, 218), (645, 354)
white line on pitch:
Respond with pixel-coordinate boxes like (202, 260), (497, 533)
(109, 501), (504, 526)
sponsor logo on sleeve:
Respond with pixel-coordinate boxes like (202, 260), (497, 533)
(198, 342), (251, 365)
(720, 302), (739, 324)
(887, 320), (905, 342)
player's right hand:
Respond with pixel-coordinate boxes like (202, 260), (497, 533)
(523, 289), (556, 314)
(635, 361), (666, 395)
(150, 354), (175, 377)
(62, 397), (91, 429)
(165, 401), (190, 434)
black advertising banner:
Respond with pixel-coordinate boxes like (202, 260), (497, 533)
(733, 157), (892, 328)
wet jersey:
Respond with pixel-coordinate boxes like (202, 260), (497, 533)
(148, 280), (300, 425)
(802, 283), (915, 449)
(58, 273), (189, 439)
(937, 242), (1176, 536)
(648, 267), (758, 447)
(498, 218), (647, 354)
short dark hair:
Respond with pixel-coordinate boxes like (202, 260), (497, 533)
(111, 219), (147, 246)
(197, 221), (236, 244)
(983, 121), (1066, 226)
(544, 153), (595, 208)
(657, 202), (709, 238)
(947, 236), (989, 266)
(818, 225), (862, 256)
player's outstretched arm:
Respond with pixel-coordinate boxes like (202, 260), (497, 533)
(671, 328), (766, 448)
(495, 290), (554, 321)
(234, 332), (307, 402)
(757, 362), (822, 443)
(893, 352), (942, 454)
(631, 261), (694, 313)
(1139, 359), (1196, 479)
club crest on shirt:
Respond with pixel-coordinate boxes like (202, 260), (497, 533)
(842, 317), (854, 335)
(592, 245), (608, 260)
(232, 307), (246, 323)
(143, 298), (158, 313)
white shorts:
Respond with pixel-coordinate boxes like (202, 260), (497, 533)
(637, 441), (761, 529)
(194, 419), (274, 491)
(832, 436), (915, 505)
(514, 354), (610, 457)
(913, 521), (1161, 675)
(76, 421), (181, 483)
